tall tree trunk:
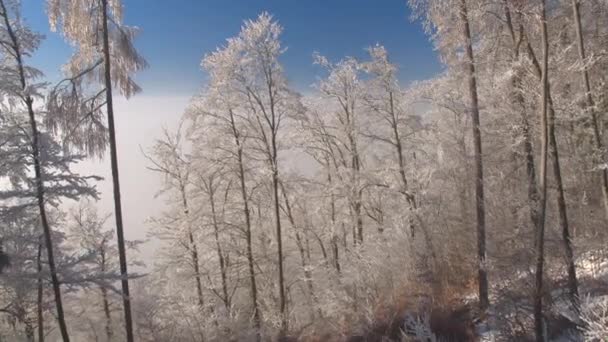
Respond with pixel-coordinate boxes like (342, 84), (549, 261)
(0, 2), (70, 340)
(458, 0), (489, 311)
(280, 183), (319, 320)
(24, 322), (34, 342)
(100, 1), (134, 340)
(327, 166), (341, 274)
(387, 90), (439, 278)
(548, 105), (579, 301)
(266, 71), (287, 334)
(209, 185), (230, 311)
(349, 131), (363, 245)
(229, 109), (261, 340)
(534, 1), (550, 340)
(101, 287), (112, 341)
(388, 91), (417, 231)
(503, 1), (543, 272)
(180, 185), (206, 315)
(272, 138), (287, 333)
(100, 251), (113, 342)
(522, 12), (579, 306)
(36, 238), (44, 342)
(571, 0), (608, 223)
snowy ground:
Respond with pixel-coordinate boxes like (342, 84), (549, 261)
(475, 250), (608, 342)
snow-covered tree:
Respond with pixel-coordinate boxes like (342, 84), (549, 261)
(0, 1), (99, 340)
(47, 0), (147, 340)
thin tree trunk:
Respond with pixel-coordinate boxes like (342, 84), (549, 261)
(272, 145), (288, 333)
(340, 97), (363, 245)
(388, 91), (417, 230)
(387, 90), (439, 276)
(36, 238), (44, 342)
(534, 1), (550, 340)
(458, 0), (489, 312)
(522, 13), (579, 306)
(561, 0), (601, 301)
(209, 185), (230, 311)
(0, 3), (70, 340)
(100, 251), (113, 342)
(503, 0), (542, 256)
(180, 185), (206, 314)
(24, 322), (34, 342)
(229, 109), (261, 340)
(571, 0), (608, 222)
(188, 225), (211, 336)
(280, 183), (319, 320)
(266, 70), (287, 334)
(327, 166), (341, 274)
(350, 131), (363, 245)
(100, 1), (134, 340)
(100, 287), (112, 341)
(178, 180), (210, 340)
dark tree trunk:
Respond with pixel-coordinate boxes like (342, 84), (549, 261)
(229, 109), (261, 341)
(100, 251), (113, 342)
(24, 321), (34, 342)
(180, 185), (206, 317)
(36, 238), (44, 342)
(571, 0), (608, 223)
(280, 183), (320, 319)
(534, 1), (550, 340)
(265, 69), (287, 334)
(328, 167), (341, 274)
(100, 1), (134, 340)
(349, 131), (363, 245)
(209, 185), (230, 311)
(520, 7), (579, 307)
(388, 91), (417, 231)
(458, 0), (489, 312)
(0, 2), (70, 340)
(503, 1), (540, 231)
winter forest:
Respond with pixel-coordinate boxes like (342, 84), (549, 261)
(2, 0), (608, 341)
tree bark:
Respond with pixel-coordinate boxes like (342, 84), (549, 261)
(458, 0), (489, 312)
(503, 1), (540, 231)
(0, 2), (70, 340)
(208, 184), (230, 311)
(348, 123), (363, 245)
(571, 0), (608, 223)
(388, 91), (417, 231)
(521, 10), (579, 307)
(265, 68), (287, 334)
(280, 183), (320, 320)
(229, 109), (261, 340)
(327, 166), (341, 274)
(534, 1), (550, 340)
(100, 1), (134, 340)
(100, 250), (113, 342)
(36, 238), (44, 342)
(180, 185), (206, 315)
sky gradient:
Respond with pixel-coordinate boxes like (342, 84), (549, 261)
(24, 0), (441, 95)
(18, 0), (442, 261)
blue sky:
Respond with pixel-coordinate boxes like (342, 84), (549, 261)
(16, 0), (443, 258)
(22, 0), (441, 96)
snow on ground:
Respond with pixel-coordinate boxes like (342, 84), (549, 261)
(473, 249), (608, 341)
(577, 249), (608, 279)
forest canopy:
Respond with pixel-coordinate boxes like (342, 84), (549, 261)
(1, 0), (608, 341)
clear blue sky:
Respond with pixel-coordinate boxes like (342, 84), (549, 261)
(22, 0), (441, 96)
